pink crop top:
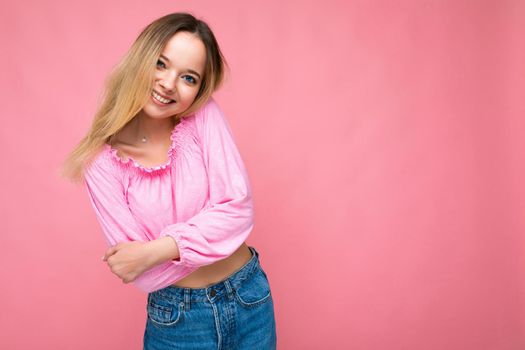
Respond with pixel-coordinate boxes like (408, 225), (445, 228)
(83, 97), (254, 293)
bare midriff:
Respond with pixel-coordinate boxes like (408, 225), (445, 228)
(172, 242), (253, 288)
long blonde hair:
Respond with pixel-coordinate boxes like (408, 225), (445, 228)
(59, 12), (228, 183)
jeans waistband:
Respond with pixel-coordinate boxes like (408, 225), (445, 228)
(150, 246), (260, 304)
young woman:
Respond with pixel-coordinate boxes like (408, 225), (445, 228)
(61, 12), (276, 349)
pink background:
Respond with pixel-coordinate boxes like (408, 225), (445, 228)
(1, 0), (524, 349)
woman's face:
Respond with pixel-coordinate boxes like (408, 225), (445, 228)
(142, 31), (206, 120)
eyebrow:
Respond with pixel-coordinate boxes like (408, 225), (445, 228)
(160, 55), (202, 79)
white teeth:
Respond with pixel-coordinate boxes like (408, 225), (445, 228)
(152, 90), (173, 104)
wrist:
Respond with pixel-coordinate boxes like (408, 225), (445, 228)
(145, 236), (180, 267)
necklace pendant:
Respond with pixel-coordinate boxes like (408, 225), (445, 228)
(141, 136), (147, 143)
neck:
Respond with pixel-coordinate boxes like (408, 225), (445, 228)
(134, 112), (177, 145)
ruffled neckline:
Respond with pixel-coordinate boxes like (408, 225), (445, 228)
(104, 116), (190, 174)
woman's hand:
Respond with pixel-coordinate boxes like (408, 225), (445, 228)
(102, 241), (155, 284)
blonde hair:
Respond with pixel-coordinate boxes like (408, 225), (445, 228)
(59, 12), (228, 183)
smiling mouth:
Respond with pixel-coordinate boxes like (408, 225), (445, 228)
(152, 90), (175, 104)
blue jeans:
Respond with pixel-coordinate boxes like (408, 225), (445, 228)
(143, 246), (277, 349)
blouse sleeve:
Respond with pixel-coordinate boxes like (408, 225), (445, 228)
(83, 152), (195, 293)
(83, 154), (145, 245)
(158, 98), (255, 268)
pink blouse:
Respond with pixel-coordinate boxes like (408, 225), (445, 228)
(83, 98), (254, 293)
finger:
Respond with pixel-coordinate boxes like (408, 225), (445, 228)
(103, 246), (118, 261)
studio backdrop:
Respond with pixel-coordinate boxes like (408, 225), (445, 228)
(1, 0), (523, 349)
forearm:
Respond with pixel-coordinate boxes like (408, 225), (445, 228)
(144, 236), (180, 267)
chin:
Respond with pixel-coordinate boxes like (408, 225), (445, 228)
(141, 107), (174, 119)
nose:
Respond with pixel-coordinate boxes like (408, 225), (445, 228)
(158, 73), (176, 92)
(159, 78), (175, 92)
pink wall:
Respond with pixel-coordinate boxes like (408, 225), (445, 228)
(1, 0), (523, 349)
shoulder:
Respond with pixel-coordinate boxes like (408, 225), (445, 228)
(198, 96), (221, 114)
(196, 97), (228, 122)
(194, 97), (231, 136)
(83, 145), (123, 183)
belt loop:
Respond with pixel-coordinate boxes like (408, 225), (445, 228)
(224, 279), (235, 300)
(184, 288), (191, 311)
(251, 246), (259, 259)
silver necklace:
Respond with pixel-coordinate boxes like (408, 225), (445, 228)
(138, 118), (178, 144)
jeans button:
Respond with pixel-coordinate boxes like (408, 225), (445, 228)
(210, 289), (217, 297)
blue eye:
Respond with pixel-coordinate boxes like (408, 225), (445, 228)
(183, 75), (197, 84)
(156, 59), (166, 69)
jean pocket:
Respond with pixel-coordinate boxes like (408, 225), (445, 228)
(146, 295), (185, 328)
(234, 264), (272, 308)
